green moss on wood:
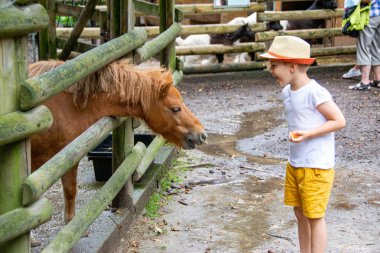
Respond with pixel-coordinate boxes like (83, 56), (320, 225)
(0, 198), (53, 245)
(0, 106), (52, 146)
(134, 23), (180, 64)
(22, 117), (126, 206)
(0, 4), (48, 37)
(42, 142), (146, 253)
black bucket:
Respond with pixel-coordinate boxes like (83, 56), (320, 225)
(88, 134), (155, 181)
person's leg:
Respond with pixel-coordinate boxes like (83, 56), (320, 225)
(294, 207), (311, 253)
(360, 65), (372, 84)
(373, 65), (380, 81)
(370, 17), (380, 83)
(309, 217), (327, 253)
(356, 17), (376, 85)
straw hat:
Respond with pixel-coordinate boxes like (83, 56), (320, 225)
(260, 36), (315, 64)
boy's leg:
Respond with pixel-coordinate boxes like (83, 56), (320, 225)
(294, 207), (311, 253)
(285, 163), (311, 252)
(299, 168), (334, 253)
(309, 217), (327, 253)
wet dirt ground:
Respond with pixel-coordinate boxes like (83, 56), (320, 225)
(114, 64), (380, 253)
(29, 58), (380, 253)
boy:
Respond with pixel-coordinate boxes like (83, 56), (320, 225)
(260, 36), (346, 253)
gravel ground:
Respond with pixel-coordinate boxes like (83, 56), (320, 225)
(114, 66), (380, 253)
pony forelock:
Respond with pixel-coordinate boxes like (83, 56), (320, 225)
(28, 59), (173, 114)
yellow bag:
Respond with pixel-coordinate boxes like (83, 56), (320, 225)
(342, 2), (371, 37)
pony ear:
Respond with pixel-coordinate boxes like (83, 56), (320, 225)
(159, 71), (173, 98)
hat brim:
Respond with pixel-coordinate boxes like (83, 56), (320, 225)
(260, 52), (315, 65)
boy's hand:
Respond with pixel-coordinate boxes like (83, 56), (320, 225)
(289, 131), (308, 143)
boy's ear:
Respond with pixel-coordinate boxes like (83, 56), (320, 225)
(289, 62), (297, 72)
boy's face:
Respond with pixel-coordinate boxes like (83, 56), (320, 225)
(268, 60), (292, 87)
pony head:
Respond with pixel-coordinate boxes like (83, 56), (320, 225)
(28, 60), (207, 149)
(143, 70), (207, 149)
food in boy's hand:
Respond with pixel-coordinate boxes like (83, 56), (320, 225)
(290, 131), (300, 139)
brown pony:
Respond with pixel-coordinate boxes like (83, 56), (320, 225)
(29, 59), (207, 223)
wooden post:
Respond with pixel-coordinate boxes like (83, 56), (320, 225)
(0, 2), (32, 253)
(47, 0), (57, 59)
(99, 10), (108, 43)
(112, 119), (135, 211)
(38, 0), (49, 60)
(159, 0), (176, 69)
(109, 0), (120, 38)
(111, 0), (135, 212)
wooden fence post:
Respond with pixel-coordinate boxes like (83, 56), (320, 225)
(159, 0), (176, 69)
(111, 0), (135, 212)
(38, 0), (57, 60)
(0, 2), (32, 252)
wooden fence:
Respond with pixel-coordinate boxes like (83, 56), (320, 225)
(178, 0), (354, 73)
(0, 0), (181, 252)
(51, 0), (354, 74)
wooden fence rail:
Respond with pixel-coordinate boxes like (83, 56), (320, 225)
(0, 4), (48, 37)
(42, 142), (146, 253)
(22, 116), (126, 206)
(134, 22), (181, 64)
(0, 106), (52, 146)
(257, 9), (344, 22)
(0, 198), (53, 245)
(256, 27), (343, 42)
(176, 42), (265, 56)
(56, 22), (266, 38)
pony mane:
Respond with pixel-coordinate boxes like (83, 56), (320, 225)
(29, 59), (173, 113)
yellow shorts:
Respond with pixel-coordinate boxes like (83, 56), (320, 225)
(284, 162), (334, 218)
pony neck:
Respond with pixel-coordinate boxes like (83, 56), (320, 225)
(84, 93), (145, 120)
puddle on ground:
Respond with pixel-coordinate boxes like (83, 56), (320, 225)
(201, 176), (286, 252)
(193, 107), (290, 251)
(199, 107), (284, 164)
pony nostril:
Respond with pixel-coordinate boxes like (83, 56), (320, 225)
(200, 132), (207, 143)
(185, 132), (207, 147)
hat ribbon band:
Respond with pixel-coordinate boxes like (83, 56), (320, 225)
(267, 51), (295, 59)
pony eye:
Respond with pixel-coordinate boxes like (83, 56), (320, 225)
(171, 107), (181, 113)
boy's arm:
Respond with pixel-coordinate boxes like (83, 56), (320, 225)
(290, 101), (346, 142)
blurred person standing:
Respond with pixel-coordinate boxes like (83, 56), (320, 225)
(349, 0), (380, 90)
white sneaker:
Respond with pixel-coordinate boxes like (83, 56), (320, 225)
(342, 67), (361, 79)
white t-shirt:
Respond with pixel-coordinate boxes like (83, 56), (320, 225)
(281, 80), (335, 169)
